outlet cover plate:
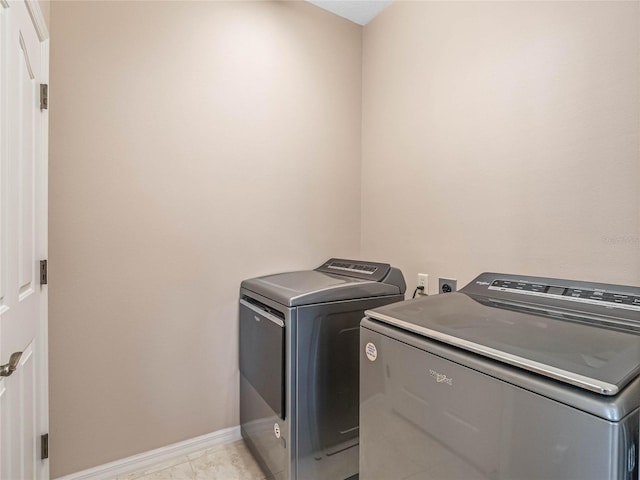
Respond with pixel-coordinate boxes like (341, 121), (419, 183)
(439, 278), (457, 294)
(417, 273), (429, 290)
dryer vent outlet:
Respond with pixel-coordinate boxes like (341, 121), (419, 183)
(439, 278), (457, 294)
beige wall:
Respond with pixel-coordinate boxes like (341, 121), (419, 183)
(49, 1), (362, 476)
(361, 1), (640, 293)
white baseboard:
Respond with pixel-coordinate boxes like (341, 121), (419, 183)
(55, 426), (242, 480)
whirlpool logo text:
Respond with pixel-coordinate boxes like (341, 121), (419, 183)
(429, 369), (453, 386)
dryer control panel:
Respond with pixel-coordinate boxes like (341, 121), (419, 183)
(316, 258), (391, 282)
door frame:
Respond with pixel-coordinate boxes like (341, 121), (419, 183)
(25, 1), (50, 478)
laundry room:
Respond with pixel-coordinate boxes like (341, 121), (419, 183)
(1, 0), (638, 479)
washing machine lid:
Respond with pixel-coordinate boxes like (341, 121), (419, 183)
(242, 260), (404, 307)
(366, 273), (640, 396)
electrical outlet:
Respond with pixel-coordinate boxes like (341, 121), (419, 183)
(417, 273), (429, 293)
(439, 278), (457, 294)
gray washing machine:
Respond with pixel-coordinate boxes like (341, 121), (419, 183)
(360, 272), (640, 480)
(240, 258), (406, 480)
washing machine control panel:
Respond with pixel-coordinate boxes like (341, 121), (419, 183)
(488, 279), (640, 311)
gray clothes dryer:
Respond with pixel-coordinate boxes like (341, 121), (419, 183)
(360, 272), (640, 480)
(239, 258), (406, 480)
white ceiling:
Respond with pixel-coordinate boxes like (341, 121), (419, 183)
(305, 0), (393, 26)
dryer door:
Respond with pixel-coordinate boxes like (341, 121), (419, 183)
(240, 298), (285, 419)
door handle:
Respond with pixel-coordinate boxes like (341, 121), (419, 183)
(0, 352), (23, 377)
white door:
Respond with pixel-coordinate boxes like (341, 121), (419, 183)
(0, 0), (48, 479)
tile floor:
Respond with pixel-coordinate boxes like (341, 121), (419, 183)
(113, 440), (266, 480)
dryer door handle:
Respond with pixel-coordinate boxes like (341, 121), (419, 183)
(240, 299), (285, 327)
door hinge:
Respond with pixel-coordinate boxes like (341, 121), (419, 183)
(40, 84), (48, 110)
(40, 260), (47, 285)
(41, 433), (49, 460)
